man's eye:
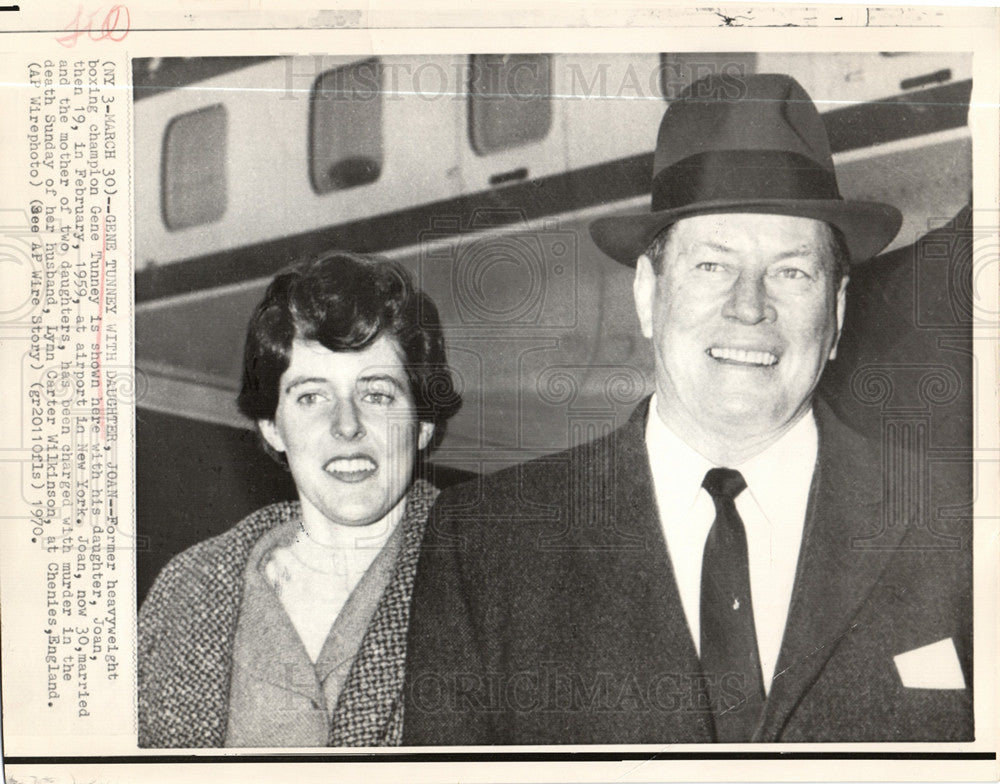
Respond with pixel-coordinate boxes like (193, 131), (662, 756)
(774, 267), (810, 280)
(695, 261), (725, 272)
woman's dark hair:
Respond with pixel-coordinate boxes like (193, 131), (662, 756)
(237, 251), (461, 462)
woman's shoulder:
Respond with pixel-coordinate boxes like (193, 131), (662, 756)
(142, 501), (301, 612)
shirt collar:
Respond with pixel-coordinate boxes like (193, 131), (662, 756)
(739, 406), (818, 527)
(644, 394), (818, 511)
(644, 394), (716, 514)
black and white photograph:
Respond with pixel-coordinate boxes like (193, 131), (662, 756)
(0, 6), (997, 783)
(133, 52), (975, 745)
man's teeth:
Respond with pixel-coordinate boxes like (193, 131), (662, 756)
(326, 458), (376, 473)
(708, 347), (779, 366)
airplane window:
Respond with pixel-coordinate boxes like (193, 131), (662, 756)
(162, 103), (227, 231)
(469, 54), (552, 155)
(310, 58), (383, 194)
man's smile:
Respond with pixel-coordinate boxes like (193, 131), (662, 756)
(706, 346), (780, 367)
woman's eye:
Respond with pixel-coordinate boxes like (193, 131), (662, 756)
(363, 391), (394, 406)
(296, 391), (322, 405)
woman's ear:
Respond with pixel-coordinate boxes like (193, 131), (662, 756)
(417, 421), (435, 451)
(258, 419), (286, 454)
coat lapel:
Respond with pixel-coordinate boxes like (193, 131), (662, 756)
(328, 479), (438, 745)
(605, 400), (714, 741)
(755, 403), (909, 741)
(137, 501), (301, 747)
(197, 508), (297, 745)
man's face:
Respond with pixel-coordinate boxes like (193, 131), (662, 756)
(633, 212), (847, 449)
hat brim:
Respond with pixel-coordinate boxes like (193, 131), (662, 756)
(589, 199), (903, 267)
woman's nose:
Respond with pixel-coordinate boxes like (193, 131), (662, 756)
(722, 272), (776, 324)
(332, 401), (365, 440)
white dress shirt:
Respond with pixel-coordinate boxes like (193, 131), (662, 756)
(644, 395), (818, 692)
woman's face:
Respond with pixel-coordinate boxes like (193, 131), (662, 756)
(259, 334), (434, 528)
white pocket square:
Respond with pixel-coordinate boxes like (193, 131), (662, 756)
(893, 638), (966, 689)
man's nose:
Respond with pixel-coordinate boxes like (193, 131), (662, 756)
(332, 401), (365, 440)
(722, 272), (776, 324)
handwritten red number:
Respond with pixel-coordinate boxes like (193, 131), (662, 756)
(56, 4), (130, 48)
(56, 5), (89, 48)
(98, 4), (130, 42)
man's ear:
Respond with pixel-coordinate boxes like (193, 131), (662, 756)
(417, 421), (435, 452)
(829, 275), (849, 360)
(258, 419), (286, 454)
(633, 254), (656, 339)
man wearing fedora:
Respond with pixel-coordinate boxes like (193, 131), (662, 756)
(402, 74), (972, 743)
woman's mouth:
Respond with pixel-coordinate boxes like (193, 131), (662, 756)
(323, 455), (378, 482)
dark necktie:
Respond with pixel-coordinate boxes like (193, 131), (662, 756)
(700, 467), (766, 742)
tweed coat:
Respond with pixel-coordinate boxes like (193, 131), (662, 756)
(402, 399), (973, 744)
(138, 479), (438, 748)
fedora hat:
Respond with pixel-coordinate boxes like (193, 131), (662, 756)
(589, 73), (902, 266)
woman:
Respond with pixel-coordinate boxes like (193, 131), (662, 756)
(138, 251), (461, 747)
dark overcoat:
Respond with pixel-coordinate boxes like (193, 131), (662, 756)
(402, 399), (972, 743)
